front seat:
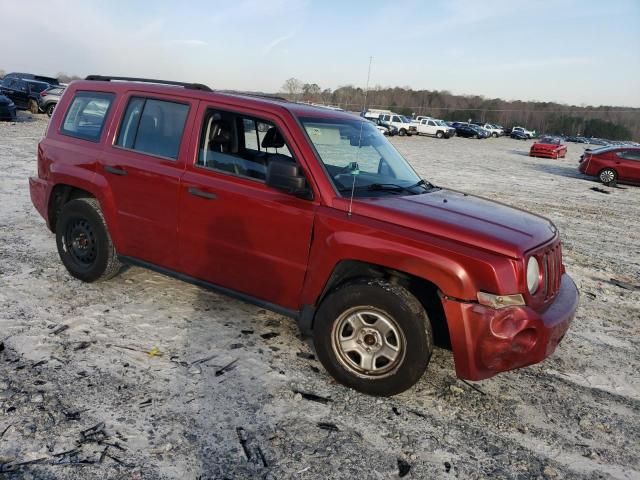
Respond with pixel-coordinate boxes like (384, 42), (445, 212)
(207, 122), (247, 176)
(261, 127), (293, 164)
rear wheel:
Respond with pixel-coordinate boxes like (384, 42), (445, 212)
(599, 168), (617, 186)
(55, 198), (121, 282)
(313, 279), (433, 396)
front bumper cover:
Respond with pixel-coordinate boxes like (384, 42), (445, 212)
(442, 274), (578, 380)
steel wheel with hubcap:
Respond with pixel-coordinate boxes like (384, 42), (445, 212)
(46, 104), (55, 117)
(332, 307), (406, 378)
(599, 168), (617, 186)
(313, 279), (433, 396)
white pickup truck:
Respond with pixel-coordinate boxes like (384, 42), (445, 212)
(473, 123), (504, 137)
(511, 126), (536, 139)
(416, 118), (456, 139)
(364, 109), (416, 136)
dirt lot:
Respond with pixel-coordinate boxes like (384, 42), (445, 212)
(1, 113), (638, 479)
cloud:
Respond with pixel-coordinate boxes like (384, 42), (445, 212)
(262, 32), (295, 55)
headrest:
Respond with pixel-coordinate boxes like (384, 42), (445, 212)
(261, 127), (285, 149)
(210, 124), (231, 145)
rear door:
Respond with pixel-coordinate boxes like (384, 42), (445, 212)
(100, 92), (197, 270)
(177, 103), (317, 310)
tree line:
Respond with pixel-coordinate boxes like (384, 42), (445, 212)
(281, 78), (640, 140)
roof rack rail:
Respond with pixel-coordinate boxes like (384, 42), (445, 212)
(219, 90), (288, 102)
(84, 75), (212, 92)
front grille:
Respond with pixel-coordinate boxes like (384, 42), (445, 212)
(540, 243), (563, 300)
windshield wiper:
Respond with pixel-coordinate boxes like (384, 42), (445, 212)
(408, 179), (438, 191)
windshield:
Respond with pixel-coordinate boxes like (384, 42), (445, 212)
(400, 116), (412, 123)
(300, 116), (432, 196)
(435, 120), (447, 126)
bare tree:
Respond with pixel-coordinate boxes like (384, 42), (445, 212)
(57, 72), (82, 84)
(281, 77), (303, 100)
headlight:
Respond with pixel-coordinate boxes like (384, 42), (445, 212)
(526, 257), (540, 294)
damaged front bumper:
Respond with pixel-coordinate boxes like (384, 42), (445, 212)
(442, 274), (579, 380)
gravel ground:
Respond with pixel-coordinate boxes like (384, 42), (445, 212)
(0, 113), (638, 479)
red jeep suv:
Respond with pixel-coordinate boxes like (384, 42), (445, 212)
(29, 76), (579, 395)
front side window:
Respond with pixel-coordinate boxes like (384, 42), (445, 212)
(391, 116), (400, 123)
(300, 116), (432, 197)
(115, 97), (189, 159)
(61, 91), (114, 142)
(197, 109), (293, 181)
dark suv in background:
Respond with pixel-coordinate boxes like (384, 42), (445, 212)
(38, 85), (66, 116)
(0, 77), (51, 113)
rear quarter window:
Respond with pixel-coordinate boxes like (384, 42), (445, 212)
(61, 91), (114, 142)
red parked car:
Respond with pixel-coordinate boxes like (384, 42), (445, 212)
(529, 137), (567, 159)
(579, 146), (640, 186)
(29, 76), (578, 395)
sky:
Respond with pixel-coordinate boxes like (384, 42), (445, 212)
(3, 0), (640, 107)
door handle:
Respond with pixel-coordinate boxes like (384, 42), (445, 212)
(105, 165), (127, 176)
(188, 187), (217, 200)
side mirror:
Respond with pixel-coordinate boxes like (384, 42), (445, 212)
(266, 159), (311, 199)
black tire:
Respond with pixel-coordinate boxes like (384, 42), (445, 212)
(46, 103), (55, 117)
(599, 168), (617, 187)
(436, 131), (444, 139)
(398, 129), (407, 137)
(313, 279), (433, 396)
(492, 133), (497, 138)
(473, 134), (479, 139)
(29, 100), (39, 114)
(55, 198), (121, 282)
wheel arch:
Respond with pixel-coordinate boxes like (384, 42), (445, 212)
(47, 179), (123, 251)
(309, 259), (451, 348)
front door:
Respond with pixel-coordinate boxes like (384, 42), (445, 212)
(101, 93), (196, 270)
(616, 150), (640, 181)
(177, 104), (316, 310)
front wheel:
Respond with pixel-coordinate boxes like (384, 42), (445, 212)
(56, 198), (122, 282)
(313, 279), (433, 396)
(46, 103), (55, 117)
(599, 168), (617, 186)
(398, 129), (407, 137)
(436, 131), (444, 139)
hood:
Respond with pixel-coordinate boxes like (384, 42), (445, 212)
(357, 189), (556, 258)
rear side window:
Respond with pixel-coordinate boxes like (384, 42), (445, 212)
(61, 91), (114, 142)
(116, 97), (189, 160)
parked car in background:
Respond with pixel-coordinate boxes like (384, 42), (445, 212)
(472, 123), (504, 137)
(529, 137), (567, 159)
(379, 113), (416, 136)
(29, 75), (577, 395)
(0, 77), (51, 113)
(510, 130), (529, 140)
(4, 72), (60, 85)
(364, 109), (416, 136)
(38, 85), (66, 116)
(586, 138), (610, 146)
(511, 126), (536, 139)
(579, 146), (640, 186)
(416, 118), (455, 138)
(455, 124), (487, 138)
(0, 94), (17, 121)
(368, 117), (397, 136)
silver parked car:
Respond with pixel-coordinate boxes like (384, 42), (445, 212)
(38, 85), (66, 117)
